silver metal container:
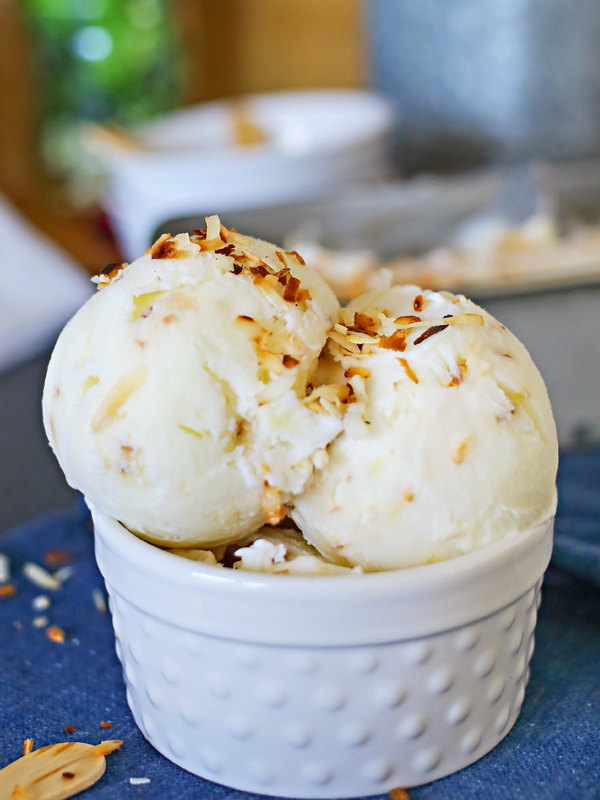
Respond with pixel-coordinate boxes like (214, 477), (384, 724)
(368, 0), (600, 171)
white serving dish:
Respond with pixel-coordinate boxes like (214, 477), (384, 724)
(92, 504), (553, 798)
(85, 90), (394, 260)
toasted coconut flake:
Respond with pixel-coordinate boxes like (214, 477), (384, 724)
(254, 276), (289, 311)
(339, 308), (356, 327)
(413, 295), (424, 312)
(241, 248), (264, 265)
(228, 230), (250, 246)
(283, 275), (301, 303)
(46, 625), (66, 643)
(345, 367), (370, 379)
(92, 589), (107, 613)
(394, 315), (421, 326)
(0, 584), (16, 597)
(149, 233), (171, 259)
(328, 329), (361, 355)
(215, 243), (235, 257)
(398, 358), (418, 384)
(197, 236), (226, 252)
(100, 722), (112, 730)
(261, 486), (286, 526)
(378, 329), (408, 352)
(296, 288), (312, 303)
(352, 312), (377, 333)
(205, 214), (221, 240)
(53, 566), (74, 583)
(23, 562), (61, 590)
(413, 324), (448, 345)
(448, 313), (484, 326)
(347, 331), (380, 345)
(22, 740), (34, 756)
(275, 250), (287, 267)
(257, 350), (286, 375)
(0, 553), (10, 583)
(286, 249), (305, 265)
(334, 323), (348, 334)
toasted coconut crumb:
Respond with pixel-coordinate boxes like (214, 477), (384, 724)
(413, 324), (448, 346)
(47, 625), (66, 643)
(32, 594), (50, 611)
(0, 584), (16, 597)
(64, 725), (75, 734)
(389, 788), (411, 800)
(282, 355), (299, 369)
(261, 486), (286, 526)
(22, 739), (34, 756)
(44, 551), (71, 567)
(33, 616), (48, 627)
(100, 721), (112, 729)
(452, 437), (472, 465)
(403, 491), (414, 502)
(398, 358), (418, 384)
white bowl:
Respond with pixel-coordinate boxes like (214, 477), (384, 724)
(85, 90), (395, 260)
(91, 504), (553, 797)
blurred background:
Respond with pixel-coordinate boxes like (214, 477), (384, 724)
(1, 0), (600, 531)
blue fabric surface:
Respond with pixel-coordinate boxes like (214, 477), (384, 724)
(1, 449), (599, 799)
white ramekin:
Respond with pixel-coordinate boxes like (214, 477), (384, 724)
(91, 504), (553, 798)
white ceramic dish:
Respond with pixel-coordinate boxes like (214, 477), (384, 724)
(92, 504), (553, 797)
(85, 90), (395, 260)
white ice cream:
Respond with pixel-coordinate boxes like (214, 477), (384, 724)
(43, 221), (342, 546)
(291, 286), (558, 571)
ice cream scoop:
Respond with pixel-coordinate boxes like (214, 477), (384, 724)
(43, 218), (342, 546)
(291, 285), (558, 571)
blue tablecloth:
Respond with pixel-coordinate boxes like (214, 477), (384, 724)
(1, 449), (599, 800)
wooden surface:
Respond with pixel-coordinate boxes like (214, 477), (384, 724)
(0, 0), (364, 273)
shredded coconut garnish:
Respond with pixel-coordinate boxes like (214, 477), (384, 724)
(23, 562), (61, 590)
